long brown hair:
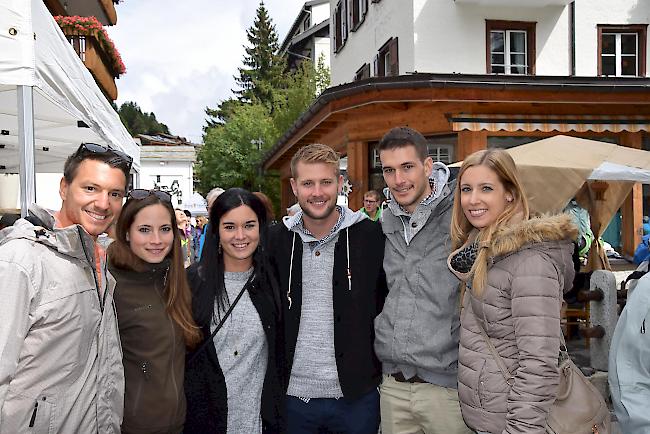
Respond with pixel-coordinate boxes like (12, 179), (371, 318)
(450, 149), (530, 295)
(108, 194), (202, 348)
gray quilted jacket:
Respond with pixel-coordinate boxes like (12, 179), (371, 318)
(448, 214), (577, 434)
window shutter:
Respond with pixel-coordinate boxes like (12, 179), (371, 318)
(343, 0), (349, 41)
(389, 37), (399, 76)
(333, 3), (341, 51)
(373, 54), (379, 77)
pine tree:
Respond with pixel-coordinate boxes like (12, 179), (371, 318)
(117, 101), (170, 136)
(233, 1), (286, 107)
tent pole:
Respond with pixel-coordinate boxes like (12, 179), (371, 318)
(18, 85), (36, 217)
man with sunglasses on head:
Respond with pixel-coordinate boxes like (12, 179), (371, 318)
(0, 143), (131, 433)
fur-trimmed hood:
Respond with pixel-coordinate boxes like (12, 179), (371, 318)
(489, 213), (578, 259)
(448, 213), (578, 287)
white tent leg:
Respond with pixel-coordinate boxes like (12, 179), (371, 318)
(18, 85), (36, 217)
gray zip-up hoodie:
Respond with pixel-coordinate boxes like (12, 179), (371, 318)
(0, 205), (124, 433)
(283, 207), (367, 398)
(374, 163), (462, 388)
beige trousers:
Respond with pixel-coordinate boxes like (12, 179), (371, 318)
(379, 375), (473, 434)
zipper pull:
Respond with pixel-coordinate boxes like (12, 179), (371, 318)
(28, 401), (38, 427)
(641, 319), (646, 334)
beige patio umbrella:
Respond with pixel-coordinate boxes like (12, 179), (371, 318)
(461, 135), (650, 270)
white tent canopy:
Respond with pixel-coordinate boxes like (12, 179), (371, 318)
(183, 192), (208, 217)
(0, 0), (139, 212)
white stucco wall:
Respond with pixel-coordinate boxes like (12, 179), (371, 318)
(330, 0), (574, 84)
(139, 160), (194, 209)
(315, 36), (331, 67)
(330, 0), (415, 85)
(330, 0), (650, 81)
(0, 173), (65, 211)
(312, 1), (331, 25)
(574, 0), (650, 77)
(413, 0), (569, 75)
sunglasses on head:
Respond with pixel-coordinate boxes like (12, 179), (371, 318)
(128, 189), (172, 203)
(74, 142), (133, 171)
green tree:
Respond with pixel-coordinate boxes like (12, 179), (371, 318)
(233, 1), (286, 107)
(196, 103), (278, 195)
(117, 101), (170, 136)
(271, 56), (331, 137)
(314, 53), (331, 95)
(203, 98), (242, 132)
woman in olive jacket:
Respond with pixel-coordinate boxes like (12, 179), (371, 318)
(108, 189), (201, 434)
(447, 149), (577, 434)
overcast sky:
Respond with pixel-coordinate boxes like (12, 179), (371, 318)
(106, 0), (309, 143)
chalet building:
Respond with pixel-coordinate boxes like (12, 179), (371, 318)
(44, 0), (123, 101)
(136, 134), (200, 209)
(264, 0), (650, 256)
(281, 0), (332, 71)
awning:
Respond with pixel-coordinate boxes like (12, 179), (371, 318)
(449, 114), (650, 133)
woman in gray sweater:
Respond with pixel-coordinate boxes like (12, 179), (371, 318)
(184, 188), (284, 434)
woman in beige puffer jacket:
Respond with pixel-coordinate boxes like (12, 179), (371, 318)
(447, 149), (577, 434)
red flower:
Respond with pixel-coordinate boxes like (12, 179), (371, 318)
(54, 15), (126, 76)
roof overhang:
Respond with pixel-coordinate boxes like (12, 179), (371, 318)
(262, 74), (650, 171)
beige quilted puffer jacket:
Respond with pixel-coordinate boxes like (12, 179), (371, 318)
(448, 214), (577, 434)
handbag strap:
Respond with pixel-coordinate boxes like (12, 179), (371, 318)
(474, 314), (515, 386)
(187, 272), (255, 365)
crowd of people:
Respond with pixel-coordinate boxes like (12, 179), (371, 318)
(0, 126), (643, 433)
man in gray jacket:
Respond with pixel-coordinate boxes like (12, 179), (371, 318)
(374, 127), (471, 434)
(0, 143), (130, 433)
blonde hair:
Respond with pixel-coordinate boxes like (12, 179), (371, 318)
(450, 149), (529, 295)
(290, 144), (340, 178)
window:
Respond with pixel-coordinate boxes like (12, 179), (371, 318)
(354, 63), (371, 81)
(426, 135), (457, 164)
(598, 25), (647, 77)
(349, 0), (368, 32)
(374, 37), (399, 77)
(333, 1), (348, 52)
(303, 15), (311, 32)
(486, 20), (536, 75)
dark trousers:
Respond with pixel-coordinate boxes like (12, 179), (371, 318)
(286, 388), (380, 434)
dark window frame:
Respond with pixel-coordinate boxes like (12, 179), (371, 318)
(354, 63), (371, 81)
(375, 37), (399, 77)
(597, 24), (647, 77)
(350, 0), (369, 32)
(485, 20), (536, 75)
(333, 1), (348, 53)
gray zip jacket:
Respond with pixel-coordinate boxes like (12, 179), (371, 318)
(374, 163), (461, 388)
(0, 205), (124, 433)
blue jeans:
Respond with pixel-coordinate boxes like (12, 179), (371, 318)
(286, 388), (380, 434)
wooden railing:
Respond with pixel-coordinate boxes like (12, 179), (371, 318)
(66, 33), (118, 101)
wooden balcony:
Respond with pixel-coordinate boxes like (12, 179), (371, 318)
(44, 0), (117, 26)
(66, 33), (119, 101)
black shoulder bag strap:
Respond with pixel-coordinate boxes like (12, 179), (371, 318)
(187, 272), (255, 365)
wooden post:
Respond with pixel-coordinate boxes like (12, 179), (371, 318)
(457, 130), (487, 161)
(346, 141), (368, 211)
(281, 178), (294, 216)
(620, 132), (643, 257)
